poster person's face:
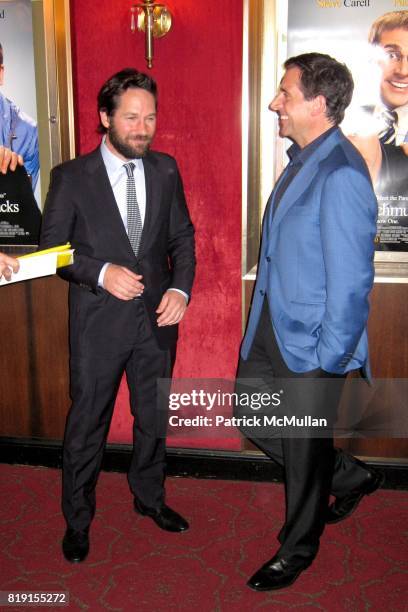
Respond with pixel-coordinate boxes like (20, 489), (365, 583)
(100, 87), (157, 160)
(269, 66), (316, 148)
(378, 28), (408, 110)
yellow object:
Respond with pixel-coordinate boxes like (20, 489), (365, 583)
(19, 243), (74, 268)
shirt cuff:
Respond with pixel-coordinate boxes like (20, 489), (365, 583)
(167, 287), (189, 303)
(98, 262), (110, 288)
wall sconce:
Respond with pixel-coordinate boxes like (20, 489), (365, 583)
(130, 1), (172, 69)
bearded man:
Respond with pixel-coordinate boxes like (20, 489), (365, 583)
(40, 68), (196, 563)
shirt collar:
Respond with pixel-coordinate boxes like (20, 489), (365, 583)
(100, 136), (143, 175)
(374, 102), (408, 123)
(287, 126), (337, 165)
(394, 102), (408, 124)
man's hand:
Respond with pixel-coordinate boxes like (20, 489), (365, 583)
(156, 290), (188, 326)
(103, 264), (144, 300)
(0, 252), (19, 281)
(0, 146), (24, 174)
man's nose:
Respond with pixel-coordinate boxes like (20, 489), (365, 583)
(131, 117), (146, 132)
(395, 55), (408, 76)
(269, 93), (281, 112)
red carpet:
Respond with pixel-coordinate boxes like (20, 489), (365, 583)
(0, 464), (407, 611)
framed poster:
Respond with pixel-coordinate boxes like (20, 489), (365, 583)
(0, 0), (74, 248)
(286, 1), (408, 263)
(243, 0), (408, 286)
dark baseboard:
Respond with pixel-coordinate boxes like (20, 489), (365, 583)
(0, 437), (407, 490)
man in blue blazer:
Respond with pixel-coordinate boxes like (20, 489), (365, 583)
(236, 53), (383, 591)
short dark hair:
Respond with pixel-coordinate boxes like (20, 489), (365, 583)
(284, 52), (354, 125)
(97, 68), (157, 133)
(0, 43), (3, 65)
(369, 11), (408, 45)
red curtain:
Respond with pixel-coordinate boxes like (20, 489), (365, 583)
(70, 0), (243, 449)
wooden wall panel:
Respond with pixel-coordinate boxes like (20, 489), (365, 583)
(0, 276), (69, 440)
(0, 278), (406, 462)
(339, 283), (408, 459)
(243, 280), (408, 461)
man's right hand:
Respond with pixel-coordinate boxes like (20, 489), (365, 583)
(103, 264), (144, 300)
(0, 146), (24, 174)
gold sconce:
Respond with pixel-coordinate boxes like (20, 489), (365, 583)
(130, 1), (173, 69)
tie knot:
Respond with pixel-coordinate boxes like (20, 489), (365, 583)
(383, 109), (398, 127)
(124, 162), (135, 178)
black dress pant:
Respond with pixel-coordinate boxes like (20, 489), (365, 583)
(63, 298), (173, 531)
(235, 300), (371, 560)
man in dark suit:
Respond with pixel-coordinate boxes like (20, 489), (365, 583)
(236, 53), (383, 591)
(40, 69), (195, 563)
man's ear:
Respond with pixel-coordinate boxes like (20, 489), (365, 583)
(311, 94), (327, 118)
(99, 110), (110, 130)
(0, 65), (4, 87)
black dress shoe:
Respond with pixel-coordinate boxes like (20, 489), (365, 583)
(247, 554), (313, 591)
(62, 528), (89, 563)
(134, 499), (189, 532)
(326, 468), (385, 524)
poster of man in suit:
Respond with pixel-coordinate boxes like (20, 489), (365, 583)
(286, 2), (408, 252)
(0, 0), (41, 246)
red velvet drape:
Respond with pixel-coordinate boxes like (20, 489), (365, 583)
(70, 0), (243, 449)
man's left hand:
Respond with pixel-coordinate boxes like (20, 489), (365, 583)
(156, 290), (187, 326)
(0, 146), (24, 174)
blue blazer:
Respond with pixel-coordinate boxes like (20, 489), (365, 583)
(241, 128), (378, 376)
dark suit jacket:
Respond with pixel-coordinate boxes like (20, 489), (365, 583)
(40, 147), (195, 350)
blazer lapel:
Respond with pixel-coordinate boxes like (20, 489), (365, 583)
(139, 154), (162, 256)
(84, 149), (137, 259)
(271, 129), (343, 228)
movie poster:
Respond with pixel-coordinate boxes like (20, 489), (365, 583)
(0, 0), (40, 246)
(287, 1), (408, 252)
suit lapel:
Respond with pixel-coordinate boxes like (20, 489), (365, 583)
(139, 153), (162, 256)
(84, 149), (135, 258)
(271, 129), (343, 228)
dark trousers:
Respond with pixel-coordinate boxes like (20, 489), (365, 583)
(63, 299), (173, 531)
(236, 300), (371, 560)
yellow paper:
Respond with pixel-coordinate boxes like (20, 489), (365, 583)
(19, 243), (72, 259)
(0, 244), (74, 286)
(19, 243), (74, 269)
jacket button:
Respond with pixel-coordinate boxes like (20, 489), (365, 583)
(266, 256), (271, 262)
(260, 290), (265, 296)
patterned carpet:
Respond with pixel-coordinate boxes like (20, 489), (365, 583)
(0, 464), (407, 611)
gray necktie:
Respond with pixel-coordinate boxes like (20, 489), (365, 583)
(123, 162), (142, 256)
(379, 110), (398, 145)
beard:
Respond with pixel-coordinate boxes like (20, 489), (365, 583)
(107, 123), (152, 159)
